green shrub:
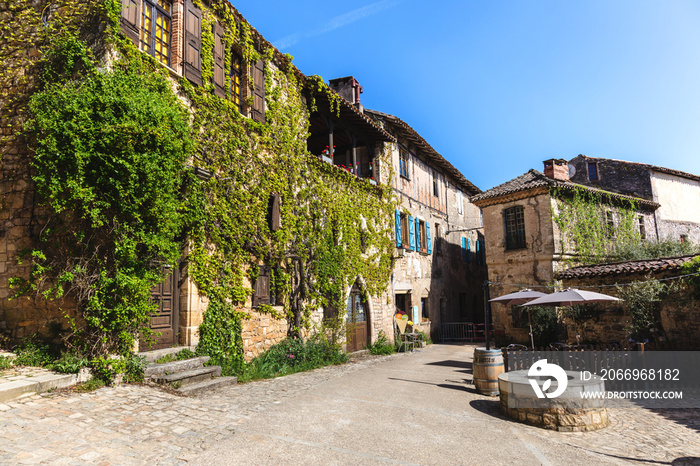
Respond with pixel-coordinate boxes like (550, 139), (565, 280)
(0, 356), (12, 371)
(48, 352), (88, 374)
(239, 337), (347, 382)
(90, 354), (147, 384)
(366, 330), (395, 355)
(13, 338), (55, 367)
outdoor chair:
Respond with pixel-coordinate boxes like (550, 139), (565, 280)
(395, 320), (414, 353)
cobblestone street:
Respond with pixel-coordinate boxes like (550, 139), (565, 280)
(1, 345), (699, 465)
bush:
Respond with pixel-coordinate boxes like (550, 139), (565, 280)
(0, 356), (12, 371)
(13, 337), (56, 367)
(239, 337), (347, 382)
(48, 352), (88, 374)
(366, 330), (395, 355)
(90, 354), (147, 384)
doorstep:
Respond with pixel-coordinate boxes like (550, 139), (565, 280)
(0, 366), (92, 404)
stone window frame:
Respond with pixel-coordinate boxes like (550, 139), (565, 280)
(504, 205), (526, 250)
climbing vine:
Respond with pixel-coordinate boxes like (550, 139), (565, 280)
(9, 0), (394, 367)
(552, 187), (642, 265)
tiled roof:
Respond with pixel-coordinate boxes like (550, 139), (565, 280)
(472, 169), (659, 208)
(576, 155), (700, 182)
(557, 255), (699, 279)
(364, 109), (481, 195)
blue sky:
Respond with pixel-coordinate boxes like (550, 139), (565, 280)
(232, 0), (700, 191)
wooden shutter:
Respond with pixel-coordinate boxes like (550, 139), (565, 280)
(461, 237), (467, 262)
(426, 223), (432, 254)
(467, 238), (472, 263)
(120, 0), (141, 46)
(270, 193), (281, 231)
(253, 266), (270, 307)
(251, 58), (265, 122)
(212, 22), (226, 98)
(395, 210), (402, 248)
(408, 215), (415, 251)
(183, 0), (202, 86)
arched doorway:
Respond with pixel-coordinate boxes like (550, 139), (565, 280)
(346, 282), (370, 352)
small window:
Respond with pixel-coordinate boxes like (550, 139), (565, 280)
(399, 149), (409, 179)
(421, 297), (429, 321)
(433, 172), (439, 197)
(638, 216), (646, 240)
(588, 162), (599, 181)
(504, 206), (526, 250)
(141, 0), (172, 66)
(434, 223), (442, 254)
(681, 234), (688, 243)
(231, 50), (243, 112)
(605, 211), (615, 238)
(457, 191), (463, 215)
(252, 265), (270, 307)
(418, 220), (428, 253)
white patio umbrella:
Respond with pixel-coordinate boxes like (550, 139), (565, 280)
(490, 289), (548, 349)
(521, 288), (620, 307)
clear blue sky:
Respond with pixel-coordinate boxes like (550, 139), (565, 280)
(232, 0), (700, 191)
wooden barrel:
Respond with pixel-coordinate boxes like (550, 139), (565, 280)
(473, 347), (504, 396)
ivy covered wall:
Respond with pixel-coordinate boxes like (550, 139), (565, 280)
(0, 0), (396, 366)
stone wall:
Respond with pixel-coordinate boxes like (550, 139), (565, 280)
(241, 309), (288, 362)
(560, 273), (700, 349)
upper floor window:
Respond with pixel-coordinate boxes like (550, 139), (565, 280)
(504, 206), (526, 250)
(141, 0), (172, 66)
(433, 171), (439, 197)
(588, 162), (599, 181)
(231, 51), (243, 111)
(399, 149), (409, 179)
(638, 216), (646, 240)
(250, 59), (266, 123)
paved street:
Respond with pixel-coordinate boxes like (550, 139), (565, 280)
(1, 344), (699, 465)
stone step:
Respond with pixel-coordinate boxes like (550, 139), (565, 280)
(0, 369), (92, 404)
(149, 366), (222, 389)
(176, 376), (238, 396)
(144, 356), (210, 378)
(137, 346), (197, 364)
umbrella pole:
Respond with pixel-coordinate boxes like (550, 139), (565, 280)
(483, 281), (491, 350)
(528, 308), (534, 350)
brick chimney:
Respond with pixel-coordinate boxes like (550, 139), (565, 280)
(328, 76), (363, 111)
(543, 158), (570, 181)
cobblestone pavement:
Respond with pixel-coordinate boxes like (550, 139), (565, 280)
(0, 346), (699, 465)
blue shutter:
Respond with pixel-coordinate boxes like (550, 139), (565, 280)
(461, 237), (467, 261)
(395, 209), (402, 248)
(415, 218), (421, 251)
(408, 215), (415, 251)
(476, 239), (481, 264)
(426, 223), (432, 254)
(467, 238), (472, 263)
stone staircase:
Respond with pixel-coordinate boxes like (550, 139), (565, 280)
(139, 347), (237, 396)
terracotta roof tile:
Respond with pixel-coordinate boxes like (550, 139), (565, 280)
(557, 255), (700, 279)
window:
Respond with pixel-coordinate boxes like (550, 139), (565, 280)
(421, 297), (429, 321)
(681, 234), (688, 243)
(399, 149), (409, 179)
(434, 223), (442, 254)
(141, 0), (172, 66)
(230, 51), (243, 111)
(416, 219), (430, 253)
(605, 211), (615, 238)
(504, 206), (526, 250)
(433, 171), (439, 197)
(638, 216), (646, 240)
(461, 237), (467, 261)
(457, 191), (463, 215)
(588, 162), (599, 181)
(252, 265), (270, 307)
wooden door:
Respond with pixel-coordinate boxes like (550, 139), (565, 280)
(142, 265), (179, 351)
(346, 285), (368, 352)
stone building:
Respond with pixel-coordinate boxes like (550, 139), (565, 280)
(568, 155), (700, 243)
(0, 0), (398, 358)
(472, 159), (659, 343)
(364, 108), (488, 341)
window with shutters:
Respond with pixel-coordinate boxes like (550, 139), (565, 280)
(141, 0), (172, 66)
(183, 0), (202, 86)
(251, 59), (265, 122)
(400, 213), (410, 248)
(252, 265), (271, 307)
(417, 220), (428, 254)
(230, 50), (243, 112)
(504, 206), (526, 250)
